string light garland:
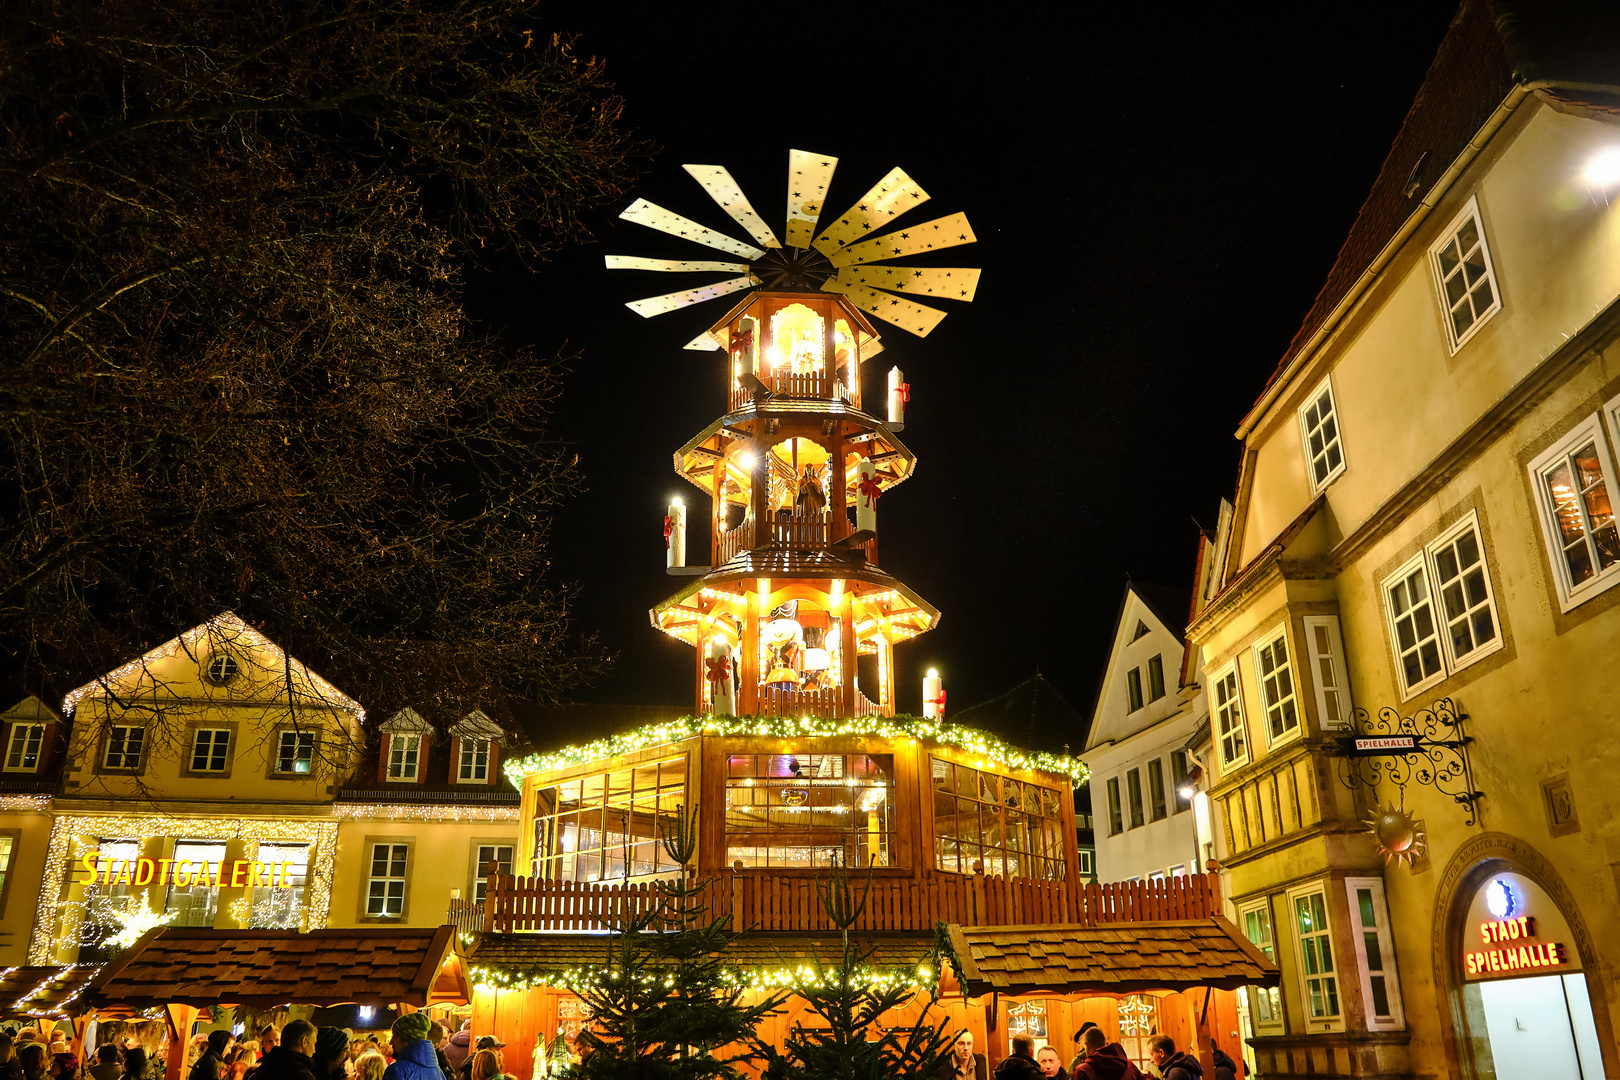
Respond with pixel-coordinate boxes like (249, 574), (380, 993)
(29, 815), (339, 964)
(332, 803), (520, 822)
(505, 714), (1087, 786)
(0, 796), (50, 811)
(468, 958), (940, 996)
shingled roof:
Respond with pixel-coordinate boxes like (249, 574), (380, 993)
(89, 926), (463, 1008)
(0, 967), (101, 1019)
(466, 930), (934, 975)
(945, 919), (1278, 996)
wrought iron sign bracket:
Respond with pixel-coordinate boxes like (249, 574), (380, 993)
(1329, 696), (1485, 826)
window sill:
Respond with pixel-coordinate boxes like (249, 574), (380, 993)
(1553, 564), (1620, 614)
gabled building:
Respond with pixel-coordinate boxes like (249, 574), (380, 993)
(1186, 2), (1620, 1076)
(1082, 582), (1203, 885)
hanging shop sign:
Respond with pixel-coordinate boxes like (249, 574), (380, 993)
(76, 854), (300, 888)
(1461, 871), (1580, 981)
(1331, 697), (1484, 825)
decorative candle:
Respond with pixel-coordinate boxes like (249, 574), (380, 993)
(666, 497), (686, 569)
(923, 668), (946, 719)
(888, 366), (909, 427)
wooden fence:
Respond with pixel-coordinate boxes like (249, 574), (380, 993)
(450, 868), (1222, 936)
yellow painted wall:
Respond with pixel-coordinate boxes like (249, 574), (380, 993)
(328, 818), (520, 929)
(0, 808), (55, 964)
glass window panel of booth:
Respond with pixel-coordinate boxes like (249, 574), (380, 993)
(532, 756), (686, 883)
(165, 840), (228, 927)
(725, 752), (895, 869)
(931, 758), (1065, 880)
(248, 842), (310, 929)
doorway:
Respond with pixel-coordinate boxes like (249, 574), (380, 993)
(1474, 973), (1603, 1078)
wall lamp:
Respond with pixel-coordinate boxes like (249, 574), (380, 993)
(1582, 147), (1620, 205)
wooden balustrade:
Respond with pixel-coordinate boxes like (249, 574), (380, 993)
(716, 521), (753, 564)
(853, 691), (883, 717)
(459, 868), (1223, 935)
(757, 686), (840, 718)
(767, 511), (828, 548)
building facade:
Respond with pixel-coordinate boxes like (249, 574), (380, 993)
(1185, 3), (1620, 1077)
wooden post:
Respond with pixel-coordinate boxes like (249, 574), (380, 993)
(1195, 988), (1216, 1079)
(164, 1004), (198, 1080)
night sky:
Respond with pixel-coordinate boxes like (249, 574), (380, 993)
(471, 2), (1462, 725)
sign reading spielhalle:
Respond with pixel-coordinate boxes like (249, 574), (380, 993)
(77, 854), (301, 889)
(1461, 871), (1580, 981)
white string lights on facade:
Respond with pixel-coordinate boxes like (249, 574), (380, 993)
(331, 804), (520, 823)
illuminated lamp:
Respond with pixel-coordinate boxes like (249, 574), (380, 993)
(802, 648), (830, 671)
(1583, 147), (1620, 204)
(737, 451), (758, 470)
(1177, 763), (1203, 800)
(1485, 877), (1518, 920)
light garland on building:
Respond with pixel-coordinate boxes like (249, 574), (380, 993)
(504, 714), (1088, 786)
(331, 803), (520, 823)
(0, 795), (50, 811)
(467, 958), (940, 997)
(28, 815), (340, 964)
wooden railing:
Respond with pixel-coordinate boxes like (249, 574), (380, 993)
(729, 371), (848, 411)
(716, 521), (753, 564)
(854, 691), (883, 717)
(767, 511), (828, 549)
(456, 869), (1222, 935)
(758, 687), (840, 718)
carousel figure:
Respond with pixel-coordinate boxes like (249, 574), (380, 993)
(795, 464), (826, 516)
(761, 618), (804, 693)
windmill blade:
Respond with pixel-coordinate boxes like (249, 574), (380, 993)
(684, 165), (780, 250)
(604, 255), (752, 273)
(619, 199), (764, 259)
(821, 278), (948, 337)
(840, 265), (981, 302)
(827, 212), (977, 268)
(626, 275), (758, 318)
(683, 332), (724, 351)
(812, 167), (930, 256)
(785, 149), (839, 249)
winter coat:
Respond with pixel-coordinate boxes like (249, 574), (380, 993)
(443, 1029), (471, 1075)
(1076, 1044), (1142, 1080)
(189, 1051), (227, 1080)
(1212, 1049), (1239, 1080)
(254, 1048), (318, 1080)
(381, 1041), (442, 1080)
(1160, 1051), (1204, 1080)
(992, 1053), (1043, 1080)
(932, 1053), (987, 1080)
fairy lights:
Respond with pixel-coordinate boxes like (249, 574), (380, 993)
(331, 803), (520, 822)
(0, 796), (50, 811)
(504, 714), (1087, 787)
(28, 815), (340, 964)
(468, 957), (940, 997)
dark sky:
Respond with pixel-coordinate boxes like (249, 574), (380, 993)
(472, 2), (1461, 726)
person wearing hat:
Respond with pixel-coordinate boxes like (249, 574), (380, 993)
(442, 1024), (471, 1075)
(381, 1016), (439, 1080)
(310, 1029), (349, 1080)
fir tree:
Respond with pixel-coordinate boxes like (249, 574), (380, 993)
(761, 860), (958, 1080)
(568, 805), (783, 1079)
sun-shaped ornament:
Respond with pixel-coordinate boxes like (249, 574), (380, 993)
(1365, 804), (1427, 866)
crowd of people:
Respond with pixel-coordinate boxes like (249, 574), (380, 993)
(933, 1026), (1245, 1080)
(0, 1015), (511, 1080)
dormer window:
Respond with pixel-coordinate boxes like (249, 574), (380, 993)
(4, 724), (43, 772)
(388, 734), (422, 782)
(458, 739), (490, 783)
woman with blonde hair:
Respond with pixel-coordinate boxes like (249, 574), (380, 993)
(353, 1052), (386, 1080)
(467, 1051), (508, 1080)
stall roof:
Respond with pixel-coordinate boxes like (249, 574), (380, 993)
(0, 967), (102, 1019)
(467, 931), (934, 974)
(945, 918), (1279, 996)
(90, 926), (464, 1009)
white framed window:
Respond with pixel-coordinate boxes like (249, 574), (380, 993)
(1237, 898), (1285, 1034)
(1147, 758), (1167, 821)
(1170, 751), (1192, 813)
(1148, 869), (1166, 882)
(275, 730), (315, 775)
(1382, 511), (1504, 699)
(1078, 850), (1094, 876)
(1169, 864), (1186, 877)
(458, 738), (490, 783)
(1126, 768), (1144, 829)
(1106, 777), (1123, 836)
(366, 842), (410, 918)
(387, 734), (421, 782)
(1302, 616), (1353, 731)
(1428, 196), (1500, 353)
(102, 725), (145, 770)
(1213, 663), (1248, 768)
(1528, 414), (1620, 612)
(1298, 376), (1346, 493)
(1345, 877), (1405, 1030)
(472, 843), (515, 906)
(1126, 667), (1144, 712)
(1253, 629), (1300, 745)
(4, 725), (44, 772)
(1289, 885), (1343, 1031)
(1147, 654), (1166, 702)
(189, 728), (231, 773)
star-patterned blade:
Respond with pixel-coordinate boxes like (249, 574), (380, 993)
(811, 167), (930, 257)
(604, 255), (752, 274)
(683, 165), (780, 250)
(821, 278), (948, 337)
(837, 265), (981, 302)
(827, 212), (977, 268)
(626, 275), (758, 318)
(683, 332), (724, 351)
(785, 149), (839, 249)
(619, 199), (765, 260)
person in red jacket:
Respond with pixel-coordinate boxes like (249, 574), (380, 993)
(1073, 1027), (1140, 1080)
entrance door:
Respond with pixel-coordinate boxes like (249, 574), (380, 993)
(1479, 974), (1603, 1078)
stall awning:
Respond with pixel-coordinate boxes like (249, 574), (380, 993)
(0, 967), (102, 1020)
(89, 925), (466, 1009)
(945, 918), (1280, 996)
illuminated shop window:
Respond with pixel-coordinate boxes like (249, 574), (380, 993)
(932, 758), (1065, 880)
(78, 839), (139, 959)
(166, 840), (228, 927)
(532, 756), (686, 882)
(249, 842), (309, 929)
(727, 753), (894, 869)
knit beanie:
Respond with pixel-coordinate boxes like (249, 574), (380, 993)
(315, 1028), (350, 1061)
(390, 1014), (432, 1043)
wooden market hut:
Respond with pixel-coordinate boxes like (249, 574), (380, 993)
(43, 926), (472, 1080)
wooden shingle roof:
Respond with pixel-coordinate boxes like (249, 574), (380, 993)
(0, 967), (101, 1019)
(89, 926), (462, 1008)
(946, 919), (1279, 996)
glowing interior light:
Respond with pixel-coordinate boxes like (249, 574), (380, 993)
(738, 452), (757, 470)
(1583, 148), (1620, 191)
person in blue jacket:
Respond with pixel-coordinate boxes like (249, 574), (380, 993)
(383, 1016), (442, 1080)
